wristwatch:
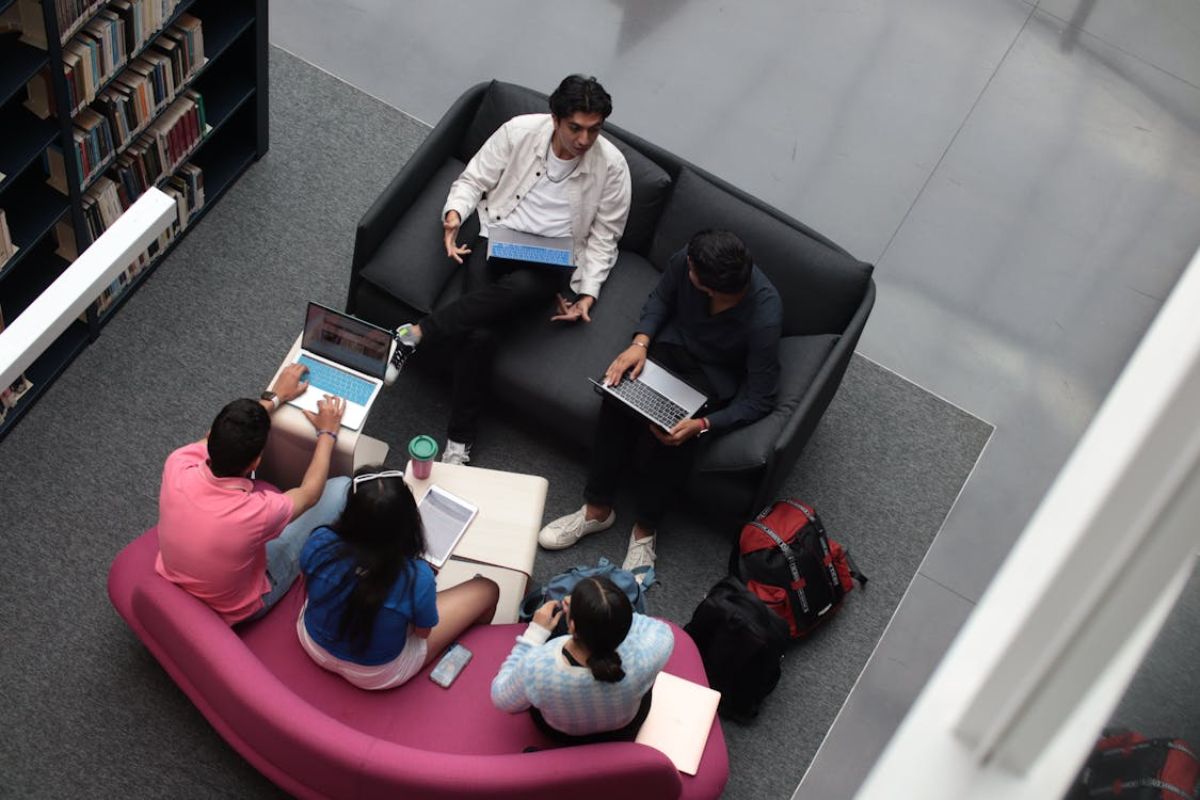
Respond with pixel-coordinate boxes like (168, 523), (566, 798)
(260, 390), (279, 411)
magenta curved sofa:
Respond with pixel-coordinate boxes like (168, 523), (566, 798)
(108, 529), (729, 799)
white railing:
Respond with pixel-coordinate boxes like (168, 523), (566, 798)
(0, 188), (176, 389)
(855, 243), (1200, 799)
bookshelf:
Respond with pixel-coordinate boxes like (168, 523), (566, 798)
(0, 0), (268, 440)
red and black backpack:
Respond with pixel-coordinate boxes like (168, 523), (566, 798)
(732, 499), (866, 638)
(1066, 730), (1200, 800)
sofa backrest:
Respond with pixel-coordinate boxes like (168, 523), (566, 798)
(456, 81), (672, 256)
(650, 169), (874, 338)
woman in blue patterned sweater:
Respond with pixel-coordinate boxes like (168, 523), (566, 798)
(491, 576), (674, 742)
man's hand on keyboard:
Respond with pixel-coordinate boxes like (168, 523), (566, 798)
(650, 417), (706, 447)
(273, 363), (310, 402)
(603, 343), (647, 387)
(443, 211), (472, 264)
(303, 395), (346, 434)
(550, 293), (594, 323)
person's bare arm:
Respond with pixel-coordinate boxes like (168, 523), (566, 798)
(283, 395), (346, 520)
(260, 363), (310, 413)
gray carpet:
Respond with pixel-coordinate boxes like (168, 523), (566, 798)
(0, 48), (991, 799)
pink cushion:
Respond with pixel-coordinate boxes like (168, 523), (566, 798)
(109, 528), (728, 799)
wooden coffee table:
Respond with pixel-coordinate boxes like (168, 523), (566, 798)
(404, 460), (547, 624)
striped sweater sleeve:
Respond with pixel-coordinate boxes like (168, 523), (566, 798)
(491, 622), (554, 712)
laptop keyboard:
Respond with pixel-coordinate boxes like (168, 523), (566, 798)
(297, 355), (375, 406)
(490, 240), (572, 266)
(609, 378), (690, 430)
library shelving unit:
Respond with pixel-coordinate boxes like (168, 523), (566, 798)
(0, 0), (267, 441)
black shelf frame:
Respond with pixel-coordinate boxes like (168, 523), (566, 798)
(0, 0), (268, 444)
(0, 102), (59, 183)
(0, 30), (49, 107)
(0, 175), (69, 281)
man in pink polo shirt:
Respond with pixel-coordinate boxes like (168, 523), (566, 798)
(156, 363), (349, 624)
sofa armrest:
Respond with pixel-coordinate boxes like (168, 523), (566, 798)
(349, 82), (491, 300)
(757, 279), (876, 509)
(697, 333), (841, 474)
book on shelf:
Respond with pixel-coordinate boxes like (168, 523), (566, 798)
(46, 106), (116, 192)
(16, 0), (109, 49)
(0, 209), (19, 267)
(58, 160), (204, 264)
(44, 13), (206, 195)
(89, 159), (204, 316)
(24, 7), (203, 122)
(0, 306), (36, 425)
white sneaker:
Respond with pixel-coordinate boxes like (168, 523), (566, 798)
(622, 532), (657, 572)
(441, 440), (471, 466)
(538, 505), (616, 550)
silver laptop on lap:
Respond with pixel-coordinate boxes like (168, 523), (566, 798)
(486, 227), (575, 268)
(590, 360), (709, 432)
(286, 302), (391, 431)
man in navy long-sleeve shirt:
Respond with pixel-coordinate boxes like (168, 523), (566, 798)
(538, 229), (782, 572)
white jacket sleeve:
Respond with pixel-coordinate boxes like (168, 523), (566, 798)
(574, 158), (632, 299)
(442, 122), (515, 224)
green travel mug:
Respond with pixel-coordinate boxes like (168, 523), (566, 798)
(408, 435), (439, 480)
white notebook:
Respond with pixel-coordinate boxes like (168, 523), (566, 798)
(635, 671), (721, 775)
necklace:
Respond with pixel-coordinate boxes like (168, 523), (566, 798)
(544, 139), (580, 184)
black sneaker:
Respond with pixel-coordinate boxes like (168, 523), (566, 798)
(385, 329), (417, 385)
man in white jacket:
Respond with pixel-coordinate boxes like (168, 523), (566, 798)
(387, 75), (632, 465)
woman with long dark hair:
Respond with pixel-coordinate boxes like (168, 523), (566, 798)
(491, 576), (673, 742)
(296, 465), (498, 689)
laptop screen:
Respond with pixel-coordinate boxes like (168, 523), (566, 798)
(301, 303), (391, 380)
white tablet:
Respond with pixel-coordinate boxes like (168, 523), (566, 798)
(418, 484), (478, 568)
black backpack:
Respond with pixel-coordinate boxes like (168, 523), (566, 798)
(684, 575), (789, 722)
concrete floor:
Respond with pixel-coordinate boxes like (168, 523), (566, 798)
(269, 2), (1200, 796)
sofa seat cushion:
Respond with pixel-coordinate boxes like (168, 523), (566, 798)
(359, 158), (480, 315)
(490, 251), (661, 447)
(696, 334), (838, 472)
(650, 168), (872, 337)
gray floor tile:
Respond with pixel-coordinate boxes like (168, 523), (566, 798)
(1036, 0), (1200, 89)
(270, 0), (1034, 260)
(793, 574), (975, 799)
(860, 9), (1200, 599)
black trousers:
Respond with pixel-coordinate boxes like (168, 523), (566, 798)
(530, 688), (654, 745)
(419, 257), (565, 443)
(583, 343), (720, 530)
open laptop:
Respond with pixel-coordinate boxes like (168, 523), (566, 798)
(286, 302), (390, 431)
(486, 226), (574, 268)
(590, 360), (709, 432)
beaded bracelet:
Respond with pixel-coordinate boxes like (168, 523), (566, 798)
(316, 429), (338, 442)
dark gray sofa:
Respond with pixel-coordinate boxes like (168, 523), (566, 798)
(347, 81), (875, 518)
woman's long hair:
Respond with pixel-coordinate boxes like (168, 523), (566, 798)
(569, 577), (633, 683)
(308, 465), (426, 655)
